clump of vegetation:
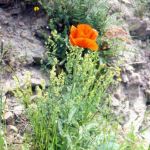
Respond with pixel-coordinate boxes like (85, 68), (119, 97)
(0, 39), (7, 150)
(12, 45), (121, 149)
(11, 45), (146, 150)
(39, 0), (122, 62)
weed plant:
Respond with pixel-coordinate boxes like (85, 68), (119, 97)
(11, 45), (147, 149)
(0, 40), (7, 150)
(11, 44), (123, 150)
(0, 91), (5, 150)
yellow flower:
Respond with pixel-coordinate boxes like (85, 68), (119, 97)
(117, 78), (122, 82)
(117, 71), (120, 75)
(34, 7), (39, 12)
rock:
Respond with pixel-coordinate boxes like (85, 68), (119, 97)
(127, 18), (149, 40)
(128, 73), (141, 86)
(2, 20), (9, 25)
(111, 96), (120, 108)
(29, 69), (49, 87)
(0, 0), (9, 4)
(9, 7), (22, 15)
(114, 93), (121, 100)
(108, 0), (121, 14)
(0, 130), (4, 136)
(20, 31), (34, 43)
(26, 37), (34, 43)
(0, 15), (6, 22)
(146, 27), (150, 37)
(141, 130), (150, 150)
(7, 125), (18, 133)
(13, 134), (24, 144)
(14, 106), (24, 116)
(130, 61), (146, 70)
(26, 43), (47, 65)
(19, 21), (25, 26)
(121, 74), (129, 83)
(6, 134), (14, 145)
(128, 18), (148, 32)
(34, 29), (45, 39)
(4, 112), (15, 125)
(121, 0), (131, 4)
(33, 18), (48, 30)
(5, 13), (11, 17)
(120, 110), (130, 125)
(124, 65), (134, 74)
(20, 32), (26, 38)
(124, 101), (130, 109)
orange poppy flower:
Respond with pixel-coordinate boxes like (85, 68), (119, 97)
(69, 24), (98, 50)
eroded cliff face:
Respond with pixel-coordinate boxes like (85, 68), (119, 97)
(108, 0), (150, 149)
(0, 0), (150, 149)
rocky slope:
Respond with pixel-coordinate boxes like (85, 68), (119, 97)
(0, 0), (150, 149)
(108, 0), (150, 149)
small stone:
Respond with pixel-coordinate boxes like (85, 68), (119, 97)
(20, 32), (26, 38)
(0, 130), (4, 136)
(120, 110), (130, 125)
(111, 96), (120, 107)
(128, 73), (141, 86)
(5, 13), (11, 17)
(114, 93), (121, 100)
(141, 130), (150, 150)
(2, 20), (9, 25)
(4, 112), (15, 125)
(121, 74), (129, 83)
(19, 21), (25, 26)
(14, 106), (24, 116)
(7, 125), (18, 133)
(13, 134), (24, 144)
(121, 0), (131, 4)
(27, 37), (34, 43)
(125, 65), (134, 74)
(6, 134), (14, 145)
(0, 15), (6, 21)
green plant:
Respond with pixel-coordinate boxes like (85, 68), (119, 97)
(0, 40), (7, 150)
(119, 125), (146, 150)
(38, 0), (122, 61)
(11, 44), (123, 149)
(0, 91), (6, 150)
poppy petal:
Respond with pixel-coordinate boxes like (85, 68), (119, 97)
(74, 38), (98, 50)
(77, 24), (92, 35)
(69, 35), (77, 45)
(77, 24), (98, 40)
(70, 26), (78, 38)
(90, 29), (98, 40)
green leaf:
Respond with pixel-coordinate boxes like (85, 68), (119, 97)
(68, 106), (77, 123)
